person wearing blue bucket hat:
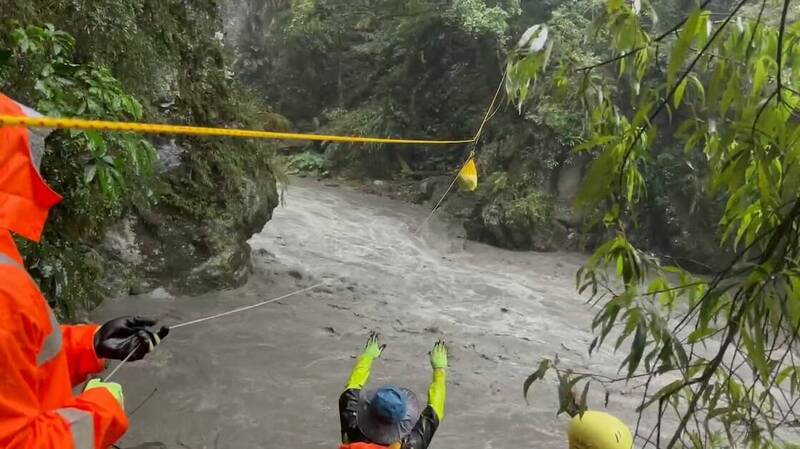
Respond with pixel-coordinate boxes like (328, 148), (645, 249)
(338, 332), (448, 449)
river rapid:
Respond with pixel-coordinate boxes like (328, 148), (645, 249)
(94, 178), (648, 449)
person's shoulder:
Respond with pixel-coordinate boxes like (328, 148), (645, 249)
(0, 265), (47, 318)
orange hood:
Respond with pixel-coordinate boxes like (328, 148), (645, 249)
(0, 93), (61, 241)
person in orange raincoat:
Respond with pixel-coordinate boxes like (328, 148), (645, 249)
(0, 93), (168, 449)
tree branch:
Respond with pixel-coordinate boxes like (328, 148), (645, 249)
(745, 0), (768, 57)
(752, 89), (778, 141)
(776, 0), (791, 102)
(576, 0), (716, 72)
(665, 299), (749, 449)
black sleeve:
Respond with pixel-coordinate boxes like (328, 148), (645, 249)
(339, 389), (363, 443)
(401, 405), (440, 449)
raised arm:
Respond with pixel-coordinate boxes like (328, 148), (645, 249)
(339, 332), (385, 443)
(402, 340), (448, 449)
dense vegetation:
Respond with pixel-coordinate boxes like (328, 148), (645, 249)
(510, 1), (800, 448)
(224, 0), (725, 268)
(224, 0), (800, 447)
(3, 0), (799, 446)
(1, 1), (283, 319)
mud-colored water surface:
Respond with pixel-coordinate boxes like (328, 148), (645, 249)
(94, 178), (646, 449)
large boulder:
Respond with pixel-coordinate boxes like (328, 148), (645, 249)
(100, 155), (279, 296)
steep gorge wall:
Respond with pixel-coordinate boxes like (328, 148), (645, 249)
(1, 0), (280, 317)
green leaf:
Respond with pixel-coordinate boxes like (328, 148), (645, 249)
(707, 407), (731, 420)
(720, 73), (738, 118)
(688, 73), (705, 103)
(667, 9), (702, 88)
(637, 380), (683, 412)
(578, 380), (591, 414)
(627, 318), (647, 377)
(607, 0), (623, 13)
(752, 58), (767, 95)
(83, 164), (97, 184)
(673, 77), (688, 109)
(741, 327), (770, 384)
(776, 367), (795, 385)
(523, 359), (551, 403)
(687, 326), (718, 343)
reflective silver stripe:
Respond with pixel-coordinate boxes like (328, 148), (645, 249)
(37, 304), (63, 366)
(0, 251), (63, 365)
(56, 407), (94, 449)
(12, 98), (53, 170)
(0, 253), (19, 268)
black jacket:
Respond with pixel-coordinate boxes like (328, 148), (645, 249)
(339, 389), (440, 449)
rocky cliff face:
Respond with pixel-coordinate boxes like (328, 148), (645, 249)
(2, 0), (280, 314)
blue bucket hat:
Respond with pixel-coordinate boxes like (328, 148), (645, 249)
(357, 386), (420, 445)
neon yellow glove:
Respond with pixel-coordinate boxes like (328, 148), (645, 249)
(430, 340), (448, 370)
(85, 379), (125, 410)
(428, 341), (448, 419)
(362, 332), (385, 359)
(346, 332), (386, 390)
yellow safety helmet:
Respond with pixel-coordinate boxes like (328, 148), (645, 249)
(567, 411), (633, 449)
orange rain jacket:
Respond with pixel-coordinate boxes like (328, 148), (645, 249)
(0, 94), (128, 449)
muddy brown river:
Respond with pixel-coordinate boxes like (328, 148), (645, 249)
(94, 178), (648, 449)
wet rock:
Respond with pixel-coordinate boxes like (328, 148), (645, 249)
(372, 179), (389, 191)
(409, 178), (436, 204)
(119, 167), (278, 295)
(129, 281), (152, 296)
(153, 138), (184, 172)
(148, 287), (174, 300)
(101, 217), (143, 266)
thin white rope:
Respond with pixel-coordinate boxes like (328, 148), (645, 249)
(413, 158), (469, 236)
(171, 282), (325, 330)
(102, 282), (326, 381)
(413, 72), (506, 236)
(103, 345), (138, 382)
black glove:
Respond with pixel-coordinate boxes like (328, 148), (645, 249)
(94, 316), (169, 361)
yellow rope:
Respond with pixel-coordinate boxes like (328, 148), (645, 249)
(414, 72), (507, 235)
(0, 115), (474, 146)
(471, 71), (507, 142)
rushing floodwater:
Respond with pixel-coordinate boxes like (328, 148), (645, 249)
(95, 178), (648, 449)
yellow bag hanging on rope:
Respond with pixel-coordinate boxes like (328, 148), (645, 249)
(457, 156), (478, 191)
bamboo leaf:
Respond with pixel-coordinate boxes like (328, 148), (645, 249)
(627, 318), (647, 377)
(673, 77), (688, 109)
(524, 359), (551, 403)
(637, 380), (683, 412)
(668, 9), (701, 87)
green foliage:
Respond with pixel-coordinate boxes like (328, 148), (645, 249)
(508, 190), (554, 225)
(321, 106), (399, 178)
(448, 0), (520, 41)
(287, 151), (328, 176)
(523, 357), (597, 418)
(0, 22), (159, 318)
(510, 1), (800, 447)
(1, 23), (157, 226)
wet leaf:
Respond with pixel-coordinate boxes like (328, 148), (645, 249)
(626, 318), (647, 377)
(523, 359), (551, 403)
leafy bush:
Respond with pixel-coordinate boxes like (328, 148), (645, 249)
(287, 151), (328, 176)
(0, 23), (158, 318)
(508, 190), (553, 226)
